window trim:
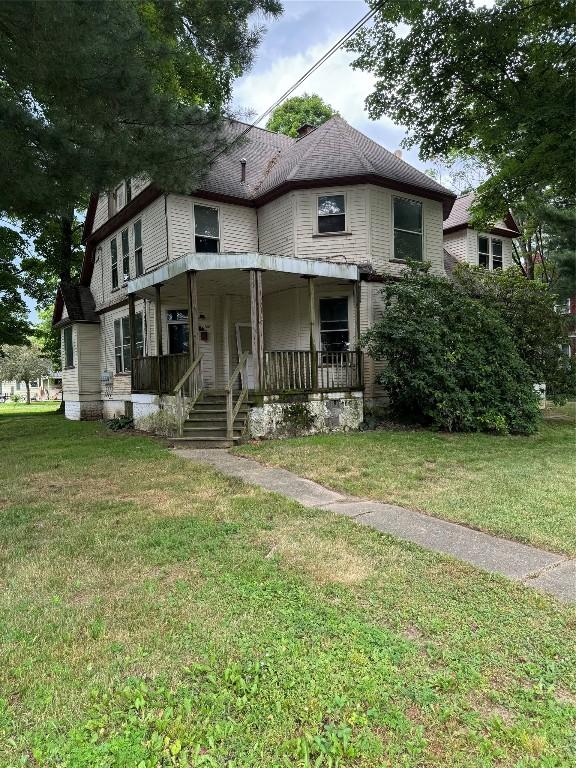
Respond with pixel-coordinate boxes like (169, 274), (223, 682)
(316, 192), (347, 235)
(193, 203), (220, 253)
(63, 326), (74, 369)
(392, 195), (423, 262)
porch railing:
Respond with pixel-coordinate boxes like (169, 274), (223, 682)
(263, 350), (363, 393)
(174, 353), (204, 436)
(226, 351), (249, 439)
(132, 353), (190, 395)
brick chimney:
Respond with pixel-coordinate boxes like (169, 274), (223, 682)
(394, 149), (402, 159)
(296, 123), (315, 138)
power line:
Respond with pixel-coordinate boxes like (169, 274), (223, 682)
(211, 1), (383, 161)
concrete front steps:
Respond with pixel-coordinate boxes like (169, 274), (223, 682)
(171, 390), (249, 449)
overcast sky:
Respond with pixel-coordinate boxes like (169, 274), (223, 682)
(233, 0), (423, 167)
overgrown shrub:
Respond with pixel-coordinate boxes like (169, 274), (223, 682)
(135, 408), (178, 436)
(106, 415), (133, 431)
(362, 265), (541, 434)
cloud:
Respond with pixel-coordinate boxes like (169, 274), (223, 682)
(233, 35), (392, 130)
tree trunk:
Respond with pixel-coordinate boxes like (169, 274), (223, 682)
(25, 380), (30, 404)
(59, 211), (75, 283)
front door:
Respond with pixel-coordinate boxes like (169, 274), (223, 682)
(235, 323), (255, 389)
(167, 309), (214, 387)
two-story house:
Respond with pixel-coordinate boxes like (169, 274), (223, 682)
(52, 116), (458, 444)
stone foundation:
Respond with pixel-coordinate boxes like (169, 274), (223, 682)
(64, 399), (103, 421)
(248, 391), (363, 439)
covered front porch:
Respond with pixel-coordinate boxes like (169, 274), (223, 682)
(126, 252), (364, 439)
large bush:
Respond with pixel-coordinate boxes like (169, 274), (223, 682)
(362, 267), (541, 433)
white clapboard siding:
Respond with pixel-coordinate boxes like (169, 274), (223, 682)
(443, 230), (468, 265)
(61, 325), (80, 398)
(167, 194), (258, 259)
(258, 194), (295, 256)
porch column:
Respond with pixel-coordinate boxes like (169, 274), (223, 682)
(249, 269), (264, 391)
(306, 276), (318, 390)
(353, 279), (363, 387)
(128, 293), (137, 390)
(186, 270), (201, 362)
(154, 284), (163, 395)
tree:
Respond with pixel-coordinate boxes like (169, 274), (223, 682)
(452, 264), (574, 397)
(0, 0), (281, 301)
(348, 0), (575, 224)
(34, 308), (62, 371)
(0, 226), (29, 345)
(362, 265), (540, 434)
(265, 93), (337, 137)
(0, 344), (51, 403)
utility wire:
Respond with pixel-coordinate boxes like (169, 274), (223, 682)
(210, 1), (383, 162)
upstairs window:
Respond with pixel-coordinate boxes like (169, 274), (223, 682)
(319, 297), (349, 352)
(491, 238), (503, 270)
(111, 238), (119, 289)
(121, 228), (130, 282)
(63, 326), (74, 368)
(393, 197), (422, 261)
(317, 194), (346, 233)
(478, 236), (490, 269)
(194, 205), (219, 252)
(478, 236), (503, 270)
(114, 182), (125, 211)
(114, 313), (143, 373)
(134, 220), (143, 276)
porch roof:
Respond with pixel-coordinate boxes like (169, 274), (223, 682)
(127, 252), (359, 296)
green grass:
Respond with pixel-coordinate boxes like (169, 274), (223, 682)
(0, 405), (575, 767)
(0, 400), (60, 414)
(235, 404), (576, 556)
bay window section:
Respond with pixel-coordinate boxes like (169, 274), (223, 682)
(393, 198), (422, 261)
(317, 195), (346, 233)
(194, 205), (219, 252)
(114, 313), (143, 373)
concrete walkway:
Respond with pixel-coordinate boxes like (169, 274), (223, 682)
(175, 448), (575, 604)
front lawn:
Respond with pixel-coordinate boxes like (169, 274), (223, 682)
(1, 406), (575, 766)
(236, 404), (576, 556)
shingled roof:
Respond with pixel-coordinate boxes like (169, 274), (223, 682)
(443, 191), (519, 235)
(52, 283), (98, 327)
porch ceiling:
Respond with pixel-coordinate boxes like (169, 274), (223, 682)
(128, 252), (359, 299)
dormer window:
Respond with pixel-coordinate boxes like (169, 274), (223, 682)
(194, 205), (219, 252)
(114, 182), (125, 211)
(318, 195), (346, 233)
(478, 236), (503, 270)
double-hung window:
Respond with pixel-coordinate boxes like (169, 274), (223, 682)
(317, 195), (346, 233)
(115, 182), (125, 211)
(319, 297), (349, 352)
(478, 236), (503, 270)
(114, 313), (143, 373)
(111, 238), (119, 289)
(121, 228), (130, 282)
(194, 205), (219, 252)
(393, 197), (423, 261)
(63, 326), (74, 368)
(134, 220), (143, 276)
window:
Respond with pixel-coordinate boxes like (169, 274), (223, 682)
(491, 239), (503, 270)
(63, 326), (74, 368)
(167, 309), (189, 354)
(393, 197), (422, 261)
(114, 313), (143, 373)
(111, 238), (119, 289)
(115, 182), (125, 211)
(134, 219), (143, 276)
(121, 228), (130, 282)
(478, 236), (490, 268)
(478, 236), (503, 270)
(16, 381), (21, 391)
(194, 205), (219, 252)
(317, 194), (346, 233)
(319, 297), (349, 352)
